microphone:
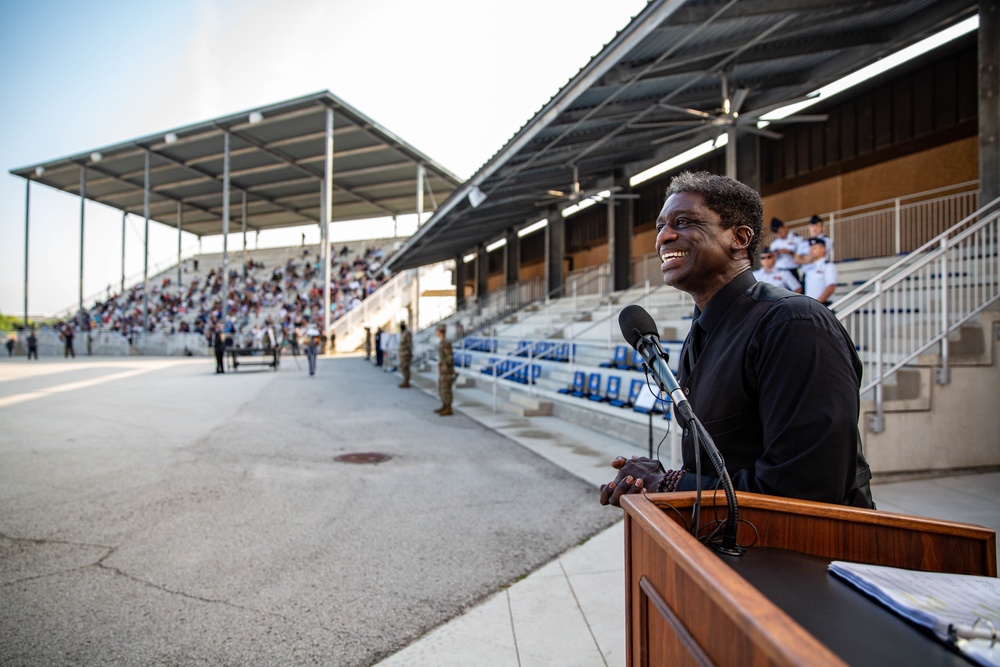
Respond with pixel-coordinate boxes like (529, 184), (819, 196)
(617, 304), (741, 556)
(617, 305), (694, 423)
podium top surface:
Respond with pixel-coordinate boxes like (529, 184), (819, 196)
(724, 547), (970, 667)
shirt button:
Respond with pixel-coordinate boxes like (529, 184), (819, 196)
(683, 428), (689, 437)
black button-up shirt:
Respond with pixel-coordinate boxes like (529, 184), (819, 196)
(675, 269), (872, 506)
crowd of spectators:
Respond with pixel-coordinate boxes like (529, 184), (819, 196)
(62, 242), (394, 347)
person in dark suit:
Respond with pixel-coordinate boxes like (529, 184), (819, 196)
(601, 172), (873, 509)
(27, 327), (38, 360)
(213, 324), (226, 374)
(374, 327), (384, 367)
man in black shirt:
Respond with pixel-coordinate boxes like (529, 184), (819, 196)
(601, 172), (873, 508)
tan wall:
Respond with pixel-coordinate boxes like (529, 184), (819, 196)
(520, 261), (545, 283)
(764, 137), (979, 223)
(487, 274), (504, 292)
(633, 228), (658, 263)
(569, 245), (608, 272)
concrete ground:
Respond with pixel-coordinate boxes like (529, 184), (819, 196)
(1, 353), (997, 666)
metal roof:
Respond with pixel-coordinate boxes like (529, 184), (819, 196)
(9, 91), (464, 237)
(386, 0), (979, 272)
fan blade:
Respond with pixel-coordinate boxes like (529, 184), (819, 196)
(731, 88), (750, 114)
(630, 121), (713, 129)
(651, 124), (715, 146)
(743, 125), (784, 140)
(657, 102), (714, 119)
(763, 114), (829, 123)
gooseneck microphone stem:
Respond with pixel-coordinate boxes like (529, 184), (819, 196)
(619, 305), (741, 556)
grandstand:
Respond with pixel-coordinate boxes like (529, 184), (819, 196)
(5, 178), (997, 484)
(6, 1), (997, 485)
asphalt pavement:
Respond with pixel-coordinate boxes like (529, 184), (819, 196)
(0, 355), (618, 666)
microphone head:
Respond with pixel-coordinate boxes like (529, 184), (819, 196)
(618, 304), (658, 350)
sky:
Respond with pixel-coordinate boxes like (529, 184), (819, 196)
(0, 0), (650, 317)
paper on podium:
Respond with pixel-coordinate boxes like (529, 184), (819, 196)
(830, 561), (1000, 667)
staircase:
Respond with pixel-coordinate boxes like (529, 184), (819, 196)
(832, 195), (1000, 476)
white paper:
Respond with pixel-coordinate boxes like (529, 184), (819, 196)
(830, 561), (1000, 667)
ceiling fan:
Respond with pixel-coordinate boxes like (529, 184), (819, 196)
(534, 164), (620, 208)
(632, 72), (829, 177)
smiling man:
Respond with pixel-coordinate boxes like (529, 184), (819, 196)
(600, 172), (874, 509)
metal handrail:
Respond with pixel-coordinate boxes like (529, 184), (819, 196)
(833, 197), (1000, 432)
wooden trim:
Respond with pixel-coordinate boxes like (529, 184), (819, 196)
(639, 575), (713, 667)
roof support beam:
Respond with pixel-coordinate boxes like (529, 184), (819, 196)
(140, 144), (317, 226)
(71, 159), (220, 225)
(322, 105), (334, 338)
(121, 211), (127, 295)
(79, 166), (86, 316)
(220, 124), (397, 218)
(221, 131), (231, 317)
(142, 151), (150, 332)
(177, 203), (183, 288)
(23, 179), (30, 329)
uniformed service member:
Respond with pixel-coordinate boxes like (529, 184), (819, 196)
(435, 324), (455, 416)
(398, 322), (413, 388)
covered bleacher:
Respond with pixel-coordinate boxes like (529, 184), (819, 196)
(372, 0), (998, 479)
(10, 90), (463, 336)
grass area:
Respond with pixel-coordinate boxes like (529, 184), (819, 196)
(0, 312), (40, 331)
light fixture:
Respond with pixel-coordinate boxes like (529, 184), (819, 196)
(34, 166), (45, 177)
(517, 219), (548, 238)
(90, 152), (103, 163)
(486, 238), (507, 252)
(164, 132), (178, 144)
(467, 186), (487, 208)
(629, 136), (725, 187)
(248, 111), (264, 125)
(463, 253), (476, 264)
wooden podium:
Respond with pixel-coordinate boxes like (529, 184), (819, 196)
(621, 491), (997, 667)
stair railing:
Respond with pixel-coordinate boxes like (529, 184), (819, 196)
(832, 196), (1000, 432)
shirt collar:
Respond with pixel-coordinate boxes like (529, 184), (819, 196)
(694, 268), (756, 336)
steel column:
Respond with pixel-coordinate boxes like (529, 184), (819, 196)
(121, 211), (126, 294)
(416, 164), (425, 226)
(981, 0), (1000, 205)
(322, 106), (334, 340)
(545, 209), (565, 298)
(79, 165), (86, 316)
(222, 131), (231, 322)
(241, 191), (248, 272)
(177, 202), (183, 288)
(118, 211), (128, 295)
(23, 179), (30, 329)
(142, 152), (151, 332)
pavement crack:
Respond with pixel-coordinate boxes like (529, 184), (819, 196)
(0, 531), (115, 587)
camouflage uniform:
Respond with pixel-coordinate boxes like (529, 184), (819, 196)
(438, 335), (455, 408)
(399, 328), (413, 384)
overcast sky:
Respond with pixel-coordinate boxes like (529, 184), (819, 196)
(0, 0), (649, 317)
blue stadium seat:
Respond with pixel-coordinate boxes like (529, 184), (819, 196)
(481, 357), (500, 375)
(611, 377), (643, 408)
(558, 370), (586, 396)
(596, 375), (621, 403)
(600, 345), (628, 368)
(585, 372), (602, 399)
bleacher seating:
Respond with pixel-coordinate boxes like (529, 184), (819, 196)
(600, 345), (629, 369)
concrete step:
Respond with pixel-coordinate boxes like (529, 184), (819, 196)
(500, 393), (553, 417)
